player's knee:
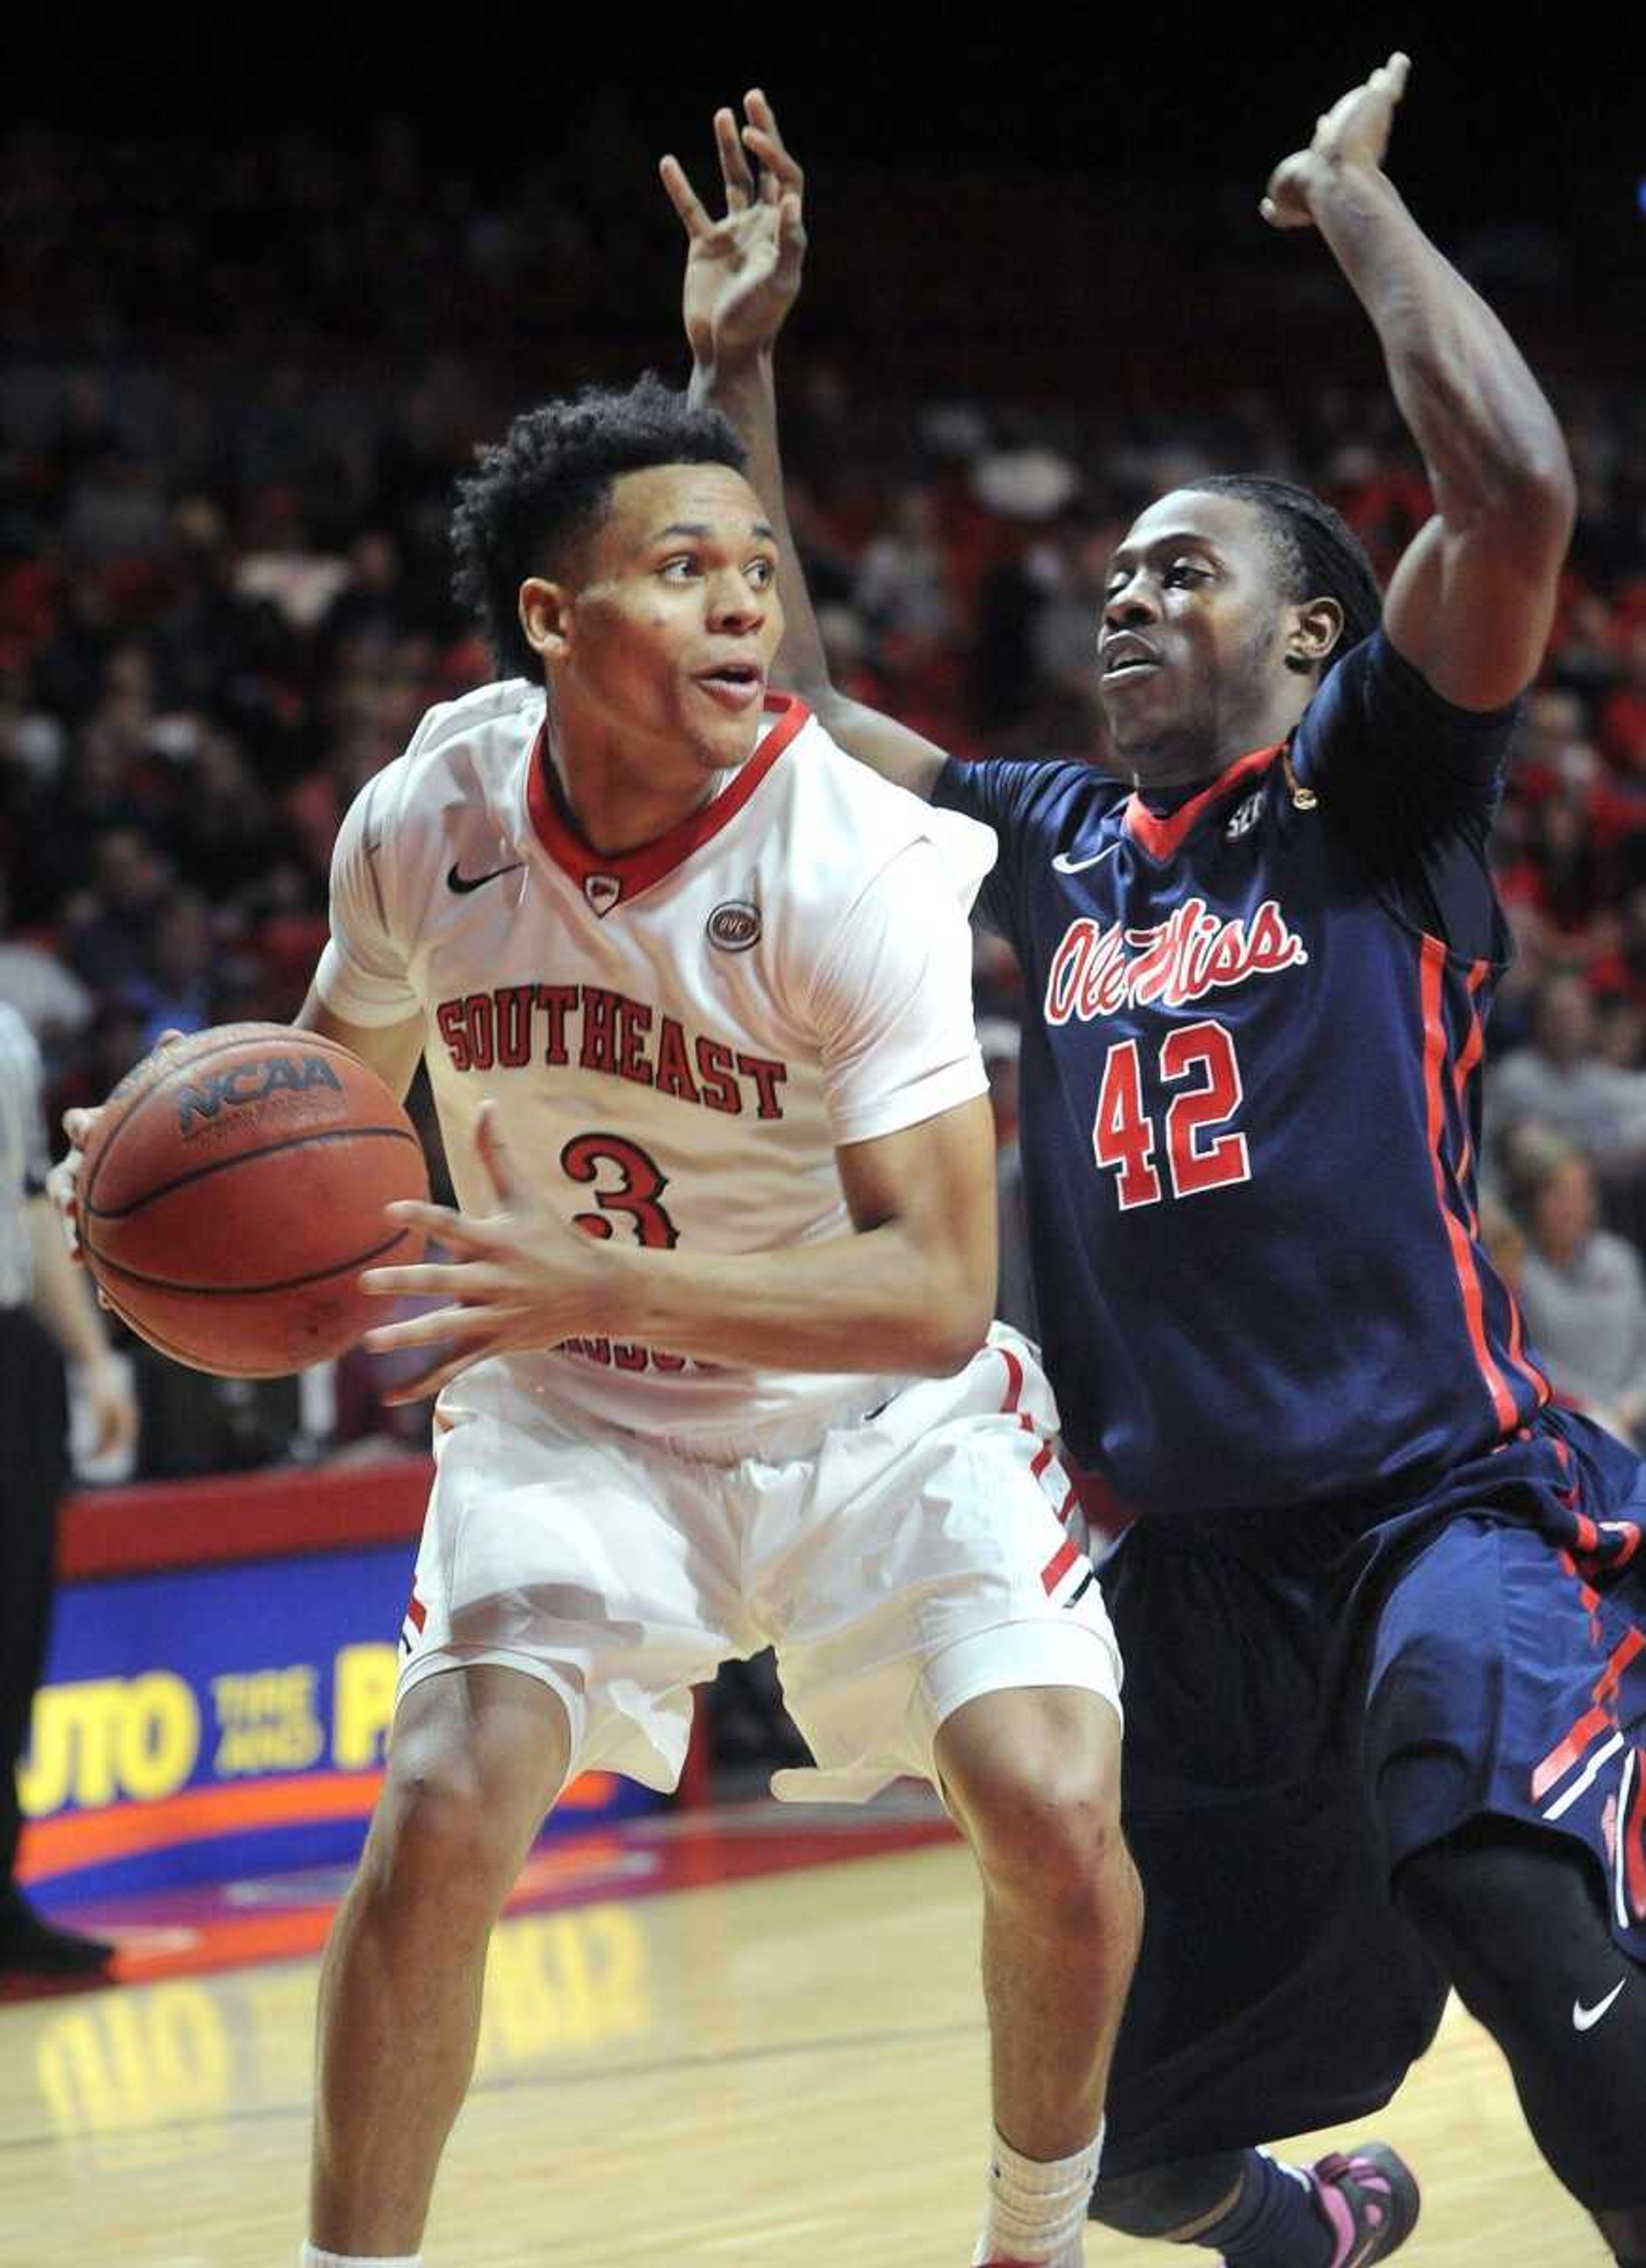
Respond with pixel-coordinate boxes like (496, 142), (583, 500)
(364, 1744), (524, 1925)
(1088, 2152), (1248, 2238)
(968, 1758), (1129, 1923)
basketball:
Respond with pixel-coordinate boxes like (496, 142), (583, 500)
(78, 1023), (430, 1378)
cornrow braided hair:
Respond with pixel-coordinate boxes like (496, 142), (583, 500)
(1187, 474), (1384, 674)
(450, 372), (748, 682)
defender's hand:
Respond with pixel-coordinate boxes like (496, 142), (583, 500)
(1262, 52), (1410, 231)
(359, 1102), (619, 1404)
(660, 87), (807, 368)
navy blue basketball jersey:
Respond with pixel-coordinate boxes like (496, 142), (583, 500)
(937, 631), (1549, 1519)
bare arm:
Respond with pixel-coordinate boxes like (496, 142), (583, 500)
(294, 984), (425, 1107)
(662, 92), (953, 799)
(356, 1092), (999, 1403)
(1265, 54), (1575, 708)
(609, 1096), (997, 1373)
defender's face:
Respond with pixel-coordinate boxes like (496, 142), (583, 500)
(1098, 490), (1293, 773)
(556, 463), (784, 776)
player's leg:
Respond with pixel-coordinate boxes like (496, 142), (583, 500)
(308, 1660), (572, 2260)
(935, 1681), (1141, 2268)
(763, 1329), (1134, 2266)
(306, 1370), (742, 2265)
(936, 1684), (1139, 2151)
(1396, 1818), (1646, 2266)
(1084, 1510), (1434, 2266)
(1090, 2146), (1419, 2265)
(1364, 1484), (1646, 2265)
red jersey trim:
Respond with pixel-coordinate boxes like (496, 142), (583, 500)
(525, 694), (811, 905)
(1419, 937), (1523, 1434)
(1122, 742), (1282, 863)
(1450, 960), (1553, 1408)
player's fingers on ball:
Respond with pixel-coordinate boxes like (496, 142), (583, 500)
(364, 1303), (484, 1351)
(358, 1265), (426, 1297)
(384, 1197), (470, 1237)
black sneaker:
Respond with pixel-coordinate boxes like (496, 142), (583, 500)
(1303, 2142), (1420, 2267)
(0, 1904), (114, 1979)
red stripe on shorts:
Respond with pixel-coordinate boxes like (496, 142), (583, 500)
(1041, 1537), (1081, 1595)
(1532, 1628), (1646, 1801)
(997, 1345), (1025, 1415)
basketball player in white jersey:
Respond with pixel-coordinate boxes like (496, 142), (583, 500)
(57, 378), (1138, 2268)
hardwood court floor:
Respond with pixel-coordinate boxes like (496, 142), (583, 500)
(0, 1827), (1608, 2267)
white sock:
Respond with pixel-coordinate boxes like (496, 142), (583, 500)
(300, 2247), (423, 2268)
(972, 2122), (1104, 2265)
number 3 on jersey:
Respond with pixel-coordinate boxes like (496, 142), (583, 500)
(1093, 1019), (1250, 1209)
(561, 1132), (681, 1248)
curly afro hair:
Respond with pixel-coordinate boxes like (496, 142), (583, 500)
(450, 373), (748, 682)
(1183, 474), (1384, 675)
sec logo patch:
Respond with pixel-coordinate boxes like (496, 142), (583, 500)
(1225, 791), (1264, 841)
(708, 899), (761, 952)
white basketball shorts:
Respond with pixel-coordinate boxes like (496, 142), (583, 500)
(396, 1324), (1121, 1803)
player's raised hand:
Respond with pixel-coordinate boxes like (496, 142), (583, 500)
(660, 87), (806, 369)
(1262, 52), (1410, 231)
(358, 1101), (615, 1403)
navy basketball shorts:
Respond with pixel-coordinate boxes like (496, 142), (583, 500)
(1098, 1405), (1646, 2176)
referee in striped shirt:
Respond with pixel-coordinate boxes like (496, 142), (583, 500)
(0, 1001), (136, 1976)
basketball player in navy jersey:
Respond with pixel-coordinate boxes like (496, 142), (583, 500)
(674, 63), (1646, 2268)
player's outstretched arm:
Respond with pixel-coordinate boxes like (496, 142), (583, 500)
(1264, 52), (1575, 708)
(662, 91), (952, 799)
(356, 1094), (998, 1403)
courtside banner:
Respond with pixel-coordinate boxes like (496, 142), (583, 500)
(18, 1461), (654, 1904)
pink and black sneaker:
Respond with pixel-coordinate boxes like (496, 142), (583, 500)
(1304, 2142), (1420, 2266)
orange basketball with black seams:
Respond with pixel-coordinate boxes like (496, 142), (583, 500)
(79, 1022), (429, 1378)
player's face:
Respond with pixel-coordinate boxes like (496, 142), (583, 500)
(552, 463), (785, 780)
(1098, 491), (1299, 782)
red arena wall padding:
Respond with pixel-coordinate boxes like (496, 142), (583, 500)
(57, 1455), (433, 1581)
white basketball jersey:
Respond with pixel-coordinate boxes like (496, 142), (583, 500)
(315, 677), (996, 1440)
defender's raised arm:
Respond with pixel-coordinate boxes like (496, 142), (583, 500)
(662, 91), (952, 798)
(1264, 53), (1576, 708)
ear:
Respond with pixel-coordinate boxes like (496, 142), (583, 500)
(1286, 594), (1344, 674)
(519, 577), (573, 668)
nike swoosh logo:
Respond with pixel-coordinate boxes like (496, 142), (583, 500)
(447, 860), (524, 894)
(1052, 841), (1121, 874)
(1573, 1979), (1627, 2030)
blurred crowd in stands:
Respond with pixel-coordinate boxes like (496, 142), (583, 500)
(3, 117), (1645, 1481)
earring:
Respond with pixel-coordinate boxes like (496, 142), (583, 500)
(1284, 649), (1313, 674)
